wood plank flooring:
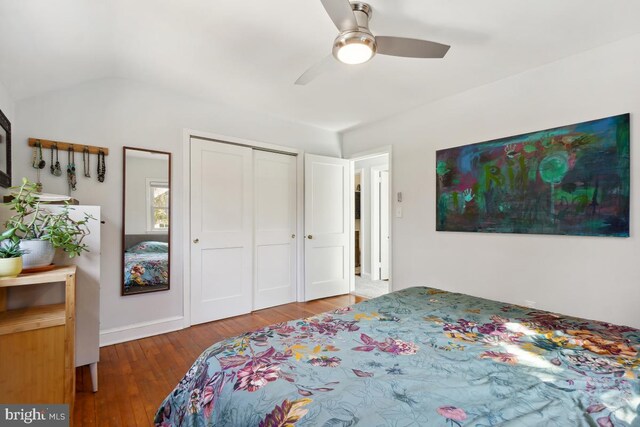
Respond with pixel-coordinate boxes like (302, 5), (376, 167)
(74, 294), (362, 426)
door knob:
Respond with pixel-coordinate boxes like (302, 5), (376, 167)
(307, 235), (313, 240)
(193, 238), (199, 244)
(291, 234), (296, 239)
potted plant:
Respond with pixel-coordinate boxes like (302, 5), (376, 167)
(0, 240), (25, 277)
(0, 178), (94, 269)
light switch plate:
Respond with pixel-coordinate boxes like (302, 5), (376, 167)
(395, 206), (403, 218)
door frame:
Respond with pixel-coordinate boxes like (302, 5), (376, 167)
(182, 129), (305, 328)
(346, 146), (393, 294)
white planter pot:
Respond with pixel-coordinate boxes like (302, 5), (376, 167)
(19, 239), (55, 269)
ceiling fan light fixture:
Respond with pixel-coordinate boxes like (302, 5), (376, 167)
(332, 31), (377, 65)
(295, 0), (451, 85)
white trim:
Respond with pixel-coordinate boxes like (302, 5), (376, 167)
(346, 146), (393, 294)
(347, 145), (392, 161)
(182, 129), (192, 328)
(100, 316), (184, 347)
(296, 154), (305, 302)
(348, 161), (355, 293)
(184, 128), (300, 155)
(182, 129), (304, 326)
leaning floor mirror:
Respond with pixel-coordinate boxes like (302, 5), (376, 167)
(122, 147), (171, 295)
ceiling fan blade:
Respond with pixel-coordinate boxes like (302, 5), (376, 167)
(295, 55), (336, 85)
(376, 36), (450, 58)
(320, 0), (358, 32)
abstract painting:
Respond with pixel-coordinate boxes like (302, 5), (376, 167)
(436, 114), (630, 237)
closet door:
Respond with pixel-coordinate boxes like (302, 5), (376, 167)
(253, 151), (297, 310)
(190, 139), (253, 325)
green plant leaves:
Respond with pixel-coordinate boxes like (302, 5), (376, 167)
(1, 179), (93, 257)
(0, 239), (25, 258)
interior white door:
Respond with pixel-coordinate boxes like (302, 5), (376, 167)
(190, 138), (253, 325)
(371, 167), (390, 281)
(371, 169), (380, 281)
(304, 154), (351, 300)
(380, 170), (390, 280)
(253, 151), (297, 310)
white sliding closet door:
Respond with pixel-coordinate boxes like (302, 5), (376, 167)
(253, 151), (297, 310)
(304, 154), (351, 300)
(190, 139), (253, 325)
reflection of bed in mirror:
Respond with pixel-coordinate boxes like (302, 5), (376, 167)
(122, 147), (171, 296)
(123, 235), (169, 294)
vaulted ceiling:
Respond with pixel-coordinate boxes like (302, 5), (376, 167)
(1, 1), (639, 132)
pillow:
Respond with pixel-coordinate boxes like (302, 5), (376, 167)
(126, 241), (168, 254)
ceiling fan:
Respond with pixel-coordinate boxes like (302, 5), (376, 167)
(295, 0), (450, 85)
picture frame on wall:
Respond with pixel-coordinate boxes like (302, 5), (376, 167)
(0, 108), (11, 188)
(436, 113), (630, 237)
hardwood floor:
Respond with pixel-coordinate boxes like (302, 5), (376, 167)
(74, 294), (362, 426)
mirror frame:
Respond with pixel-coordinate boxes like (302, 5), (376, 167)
(0, 108), (12, 188)
(121, 146), (172, 296)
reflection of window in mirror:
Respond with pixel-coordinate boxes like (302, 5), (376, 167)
(146, 179), (169, 232)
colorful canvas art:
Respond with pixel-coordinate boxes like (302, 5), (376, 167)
(436, 114), (630, 237)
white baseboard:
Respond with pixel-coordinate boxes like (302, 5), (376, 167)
(361, 272), (371, 280)
(99, 315), (185, 347)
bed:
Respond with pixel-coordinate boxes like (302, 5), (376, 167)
(124, 240), (169, 292)
(155, 287), (639, 426)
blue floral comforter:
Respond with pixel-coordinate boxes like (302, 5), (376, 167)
(124, 252), (168, 289)
(155, 287), (640, 426)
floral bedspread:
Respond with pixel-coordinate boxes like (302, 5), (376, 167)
(155, 287), (640, 426)
(124, 252), (168, 289)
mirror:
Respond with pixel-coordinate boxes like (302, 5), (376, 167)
(0, 108), (11, 188)
(122, 147), (171, 296)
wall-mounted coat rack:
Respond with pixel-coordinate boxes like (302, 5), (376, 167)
(28, 138), (110, 155)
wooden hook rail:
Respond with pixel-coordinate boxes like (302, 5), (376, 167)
(28, 138), (110, 156)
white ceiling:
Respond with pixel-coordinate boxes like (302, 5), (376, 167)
(1, 1), (639, 132)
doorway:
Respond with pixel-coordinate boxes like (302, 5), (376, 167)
(351, 153), (391, 299)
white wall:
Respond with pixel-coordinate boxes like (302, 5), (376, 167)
(343, 35), (640, 329)
(0, 79), (14, 123)
(13, 77), (340, 341)
(354, 155), (389, 278)
(124, 156), (169, 235)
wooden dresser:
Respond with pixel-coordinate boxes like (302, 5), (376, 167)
(0, 266), (76, 413)
(0, 205), (101, 393)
